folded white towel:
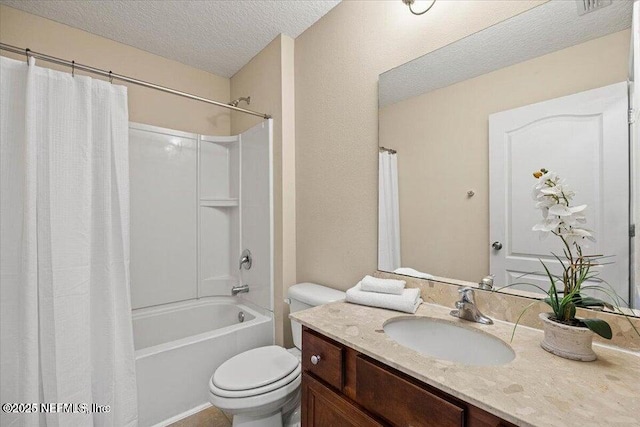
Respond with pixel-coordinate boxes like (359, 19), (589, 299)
(346, 282), (422, 314)
(394, 267), (434, 280)
(360, 275), (406, 295)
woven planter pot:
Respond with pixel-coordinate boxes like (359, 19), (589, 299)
(539, 313), (596, 362)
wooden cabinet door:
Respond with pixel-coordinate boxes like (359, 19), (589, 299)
(356, 356), (464, 427)
(302, 374), (383, 427)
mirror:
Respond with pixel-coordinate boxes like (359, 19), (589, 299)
(377, 0), (639, 314)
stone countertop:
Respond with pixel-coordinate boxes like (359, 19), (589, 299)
(291, 301), (640, 427)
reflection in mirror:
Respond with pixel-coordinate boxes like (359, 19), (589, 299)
(378, 0), (639, 314)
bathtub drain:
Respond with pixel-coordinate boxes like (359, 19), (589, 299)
(238, 311), (245, 323)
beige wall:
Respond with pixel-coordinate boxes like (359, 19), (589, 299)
(379, 30), (630, 282)
(230, 35), (296, 347)
(0, 5), (230, 135)
(295, 0), (546, 291)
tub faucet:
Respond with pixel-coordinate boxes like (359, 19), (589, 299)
(450, 287), (493, 325)
(231, 284), (249, 296)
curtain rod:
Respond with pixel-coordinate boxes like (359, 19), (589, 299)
(0, 43), (272, 120)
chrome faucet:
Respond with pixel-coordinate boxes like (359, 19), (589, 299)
(450, 287), (493, 325)
(239, 249), (252, 270)
(231, 284), (250, 296)
(478, 275), (494, 290)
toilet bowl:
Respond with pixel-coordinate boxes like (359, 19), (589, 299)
(209, 346), (301, 427)
(208, 283), (345, 427)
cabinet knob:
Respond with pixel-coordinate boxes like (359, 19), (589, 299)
(311, 354), (321, 365)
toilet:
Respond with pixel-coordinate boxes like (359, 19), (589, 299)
(208, 283), (346, 427)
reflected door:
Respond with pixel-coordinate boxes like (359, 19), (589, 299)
(489, 82), (629, 303)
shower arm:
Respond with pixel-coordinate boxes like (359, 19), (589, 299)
(229, 96), (251, 108)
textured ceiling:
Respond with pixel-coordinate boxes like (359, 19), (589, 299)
(379, 0), (633, 108)
(0, 0), (340, 78)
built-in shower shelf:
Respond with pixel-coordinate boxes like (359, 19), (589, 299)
(200, 198), (239, 207)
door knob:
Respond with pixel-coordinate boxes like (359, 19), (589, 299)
(492, 241), (503, 250)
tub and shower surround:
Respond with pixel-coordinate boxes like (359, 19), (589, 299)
(128, 120), (274, 426)
(129, 121), (273, 310)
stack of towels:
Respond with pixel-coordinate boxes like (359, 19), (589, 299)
(346, 275), (423, 314)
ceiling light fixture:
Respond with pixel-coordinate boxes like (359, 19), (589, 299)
(402, 0), (436, 16)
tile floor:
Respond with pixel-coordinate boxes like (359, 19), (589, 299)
(168, 406), (232, 427)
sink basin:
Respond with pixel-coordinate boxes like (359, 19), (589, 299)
(383, 317), (515, 366)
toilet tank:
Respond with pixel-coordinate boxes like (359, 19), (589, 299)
(287, 283), (345, 350)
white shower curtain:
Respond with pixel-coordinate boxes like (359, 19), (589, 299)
(378, 151), (401, 271)
(0, 56), (137, 427)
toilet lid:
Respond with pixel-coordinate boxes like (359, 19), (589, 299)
(213, 346), (299, 391)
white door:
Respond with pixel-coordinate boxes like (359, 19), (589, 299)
(489, 82), (629, 304)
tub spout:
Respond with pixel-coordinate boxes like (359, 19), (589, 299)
(231, 284), (250, 296)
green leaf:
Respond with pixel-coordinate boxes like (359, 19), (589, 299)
(510, 301), (538, 343)
(574, 296), (614, 310)
(496, 281), (555, 295)
(564, 302), (576, 320)
(543, 295), (560, 318)
(582, 318), (613, 340)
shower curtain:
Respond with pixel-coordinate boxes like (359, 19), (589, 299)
(378, 151), (401, 271)
(0, 56), (137, 426)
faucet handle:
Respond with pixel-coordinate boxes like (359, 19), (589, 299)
(239, 249), (252, 270)
(458, 287), (475, 304)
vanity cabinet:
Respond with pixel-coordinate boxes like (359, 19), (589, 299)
(301, 327), (517, 427)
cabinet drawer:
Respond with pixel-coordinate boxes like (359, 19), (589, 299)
(302, 374), (383, 427)
(302, 329), (344, 390)
(356, 356), (464, 427)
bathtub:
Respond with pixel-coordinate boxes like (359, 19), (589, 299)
(133, 297), (274, 427)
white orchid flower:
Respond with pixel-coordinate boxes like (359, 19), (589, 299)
(563, 205), (587, 227)
(540, 186), (564, 196)
(548, 204), (572, 216)
(532, 217), (561, 239)
(530, 169), (595, 250)
(561, 227), (594, 247)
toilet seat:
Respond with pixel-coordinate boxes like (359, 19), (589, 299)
(210, 365), (301, 398)
(210, 345), (301, 398)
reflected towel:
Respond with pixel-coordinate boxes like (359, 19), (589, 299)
(394, 267), (434, 280)
(346, 282), (422, 314)
(361, 275), (405, 295)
